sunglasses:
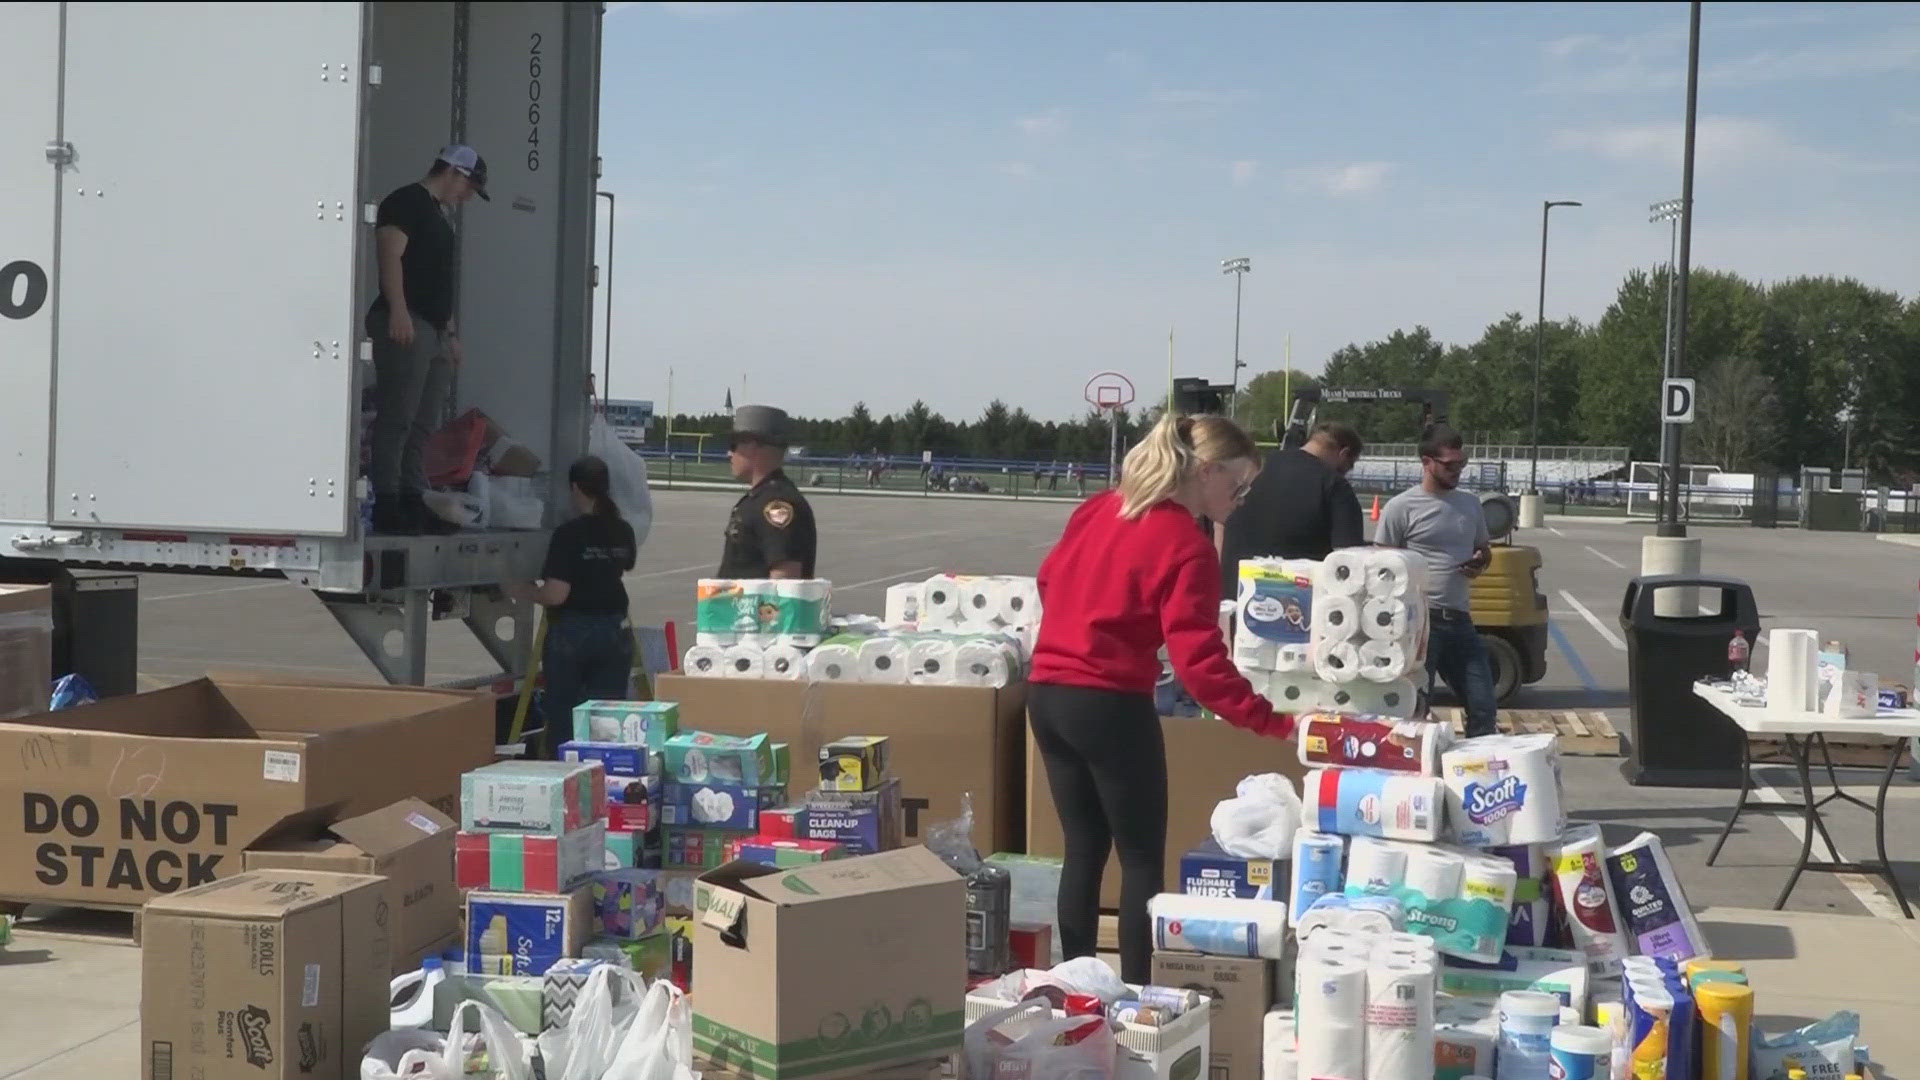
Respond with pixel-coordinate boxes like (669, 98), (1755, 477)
(1426, 456), (1468, 472)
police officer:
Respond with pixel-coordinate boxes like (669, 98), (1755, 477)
(718, 405), (818, 578)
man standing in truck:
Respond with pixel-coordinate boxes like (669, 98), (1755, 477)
(366, 144), (490, 534)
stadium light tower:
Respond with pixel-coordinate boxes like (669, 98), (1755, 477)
(1650, 198), (1683, 524)
(1222, 257), (1251, 418)
(1530, 200), (1581, 495)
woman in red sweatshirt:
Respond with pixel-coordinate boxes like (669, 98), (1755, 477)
(1030, 412), (1296, 983)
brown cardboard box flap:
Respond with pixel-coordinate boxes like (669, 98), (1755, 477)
(702, 847), (958, 909)
(324, 797), (454, 856)
(144, 869), (386, 920)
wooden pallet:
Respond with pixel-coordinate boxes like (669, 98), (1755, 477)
(1430, 708), (1624, 757)
(0, 898), (141, 946)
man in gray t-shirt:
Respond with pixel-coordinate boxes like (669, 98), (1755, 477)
(1375, 425), (1498, 736)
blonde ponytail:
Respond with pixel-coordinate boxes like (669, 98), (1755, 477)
(1116, 412), (1258, 519)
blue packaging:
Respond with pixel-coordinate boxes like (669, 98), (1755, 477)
(659, 779), (784, 831)
(1236, 563), (1314, 645)
(1604, 834), (1708, 962)
(800, 778), (903, 855)
(1290, 831), (1345, 919)
(1180, 838), (1279, 900)
(560, 741), (652, 779)
(466, 887), (592, 977)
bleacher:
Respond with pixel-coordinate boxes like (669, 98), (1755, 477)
(1342, 444), (1626, 496)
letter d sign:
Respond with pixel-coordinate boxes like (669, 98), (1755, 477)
(1662, 377), (1696, 424)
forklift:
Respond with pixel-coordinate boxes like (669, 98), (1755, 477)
(1279, 388), (1549, 704)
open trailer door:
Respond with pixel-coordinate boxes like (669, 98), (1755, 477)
(50, 2), (365, 536)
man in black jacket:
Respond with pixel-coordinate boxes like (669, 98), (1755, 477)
(1217, 420), (1366, 598)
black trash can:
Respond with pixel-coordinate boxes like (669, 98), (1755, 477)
(1618, 574), (1761, 788)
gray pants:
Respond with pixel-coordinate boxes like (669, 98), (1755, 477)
(368, 312), (451, 496)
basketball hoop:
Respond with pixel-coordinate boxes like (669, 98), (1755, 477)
(1084, 371), (1136, 413)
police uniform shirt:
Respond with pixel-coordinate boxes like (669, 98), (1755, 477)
(718, 469), (818, 577)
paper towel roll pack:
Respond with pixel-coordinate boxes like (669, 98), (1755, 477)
(1291, 831), (1347, 926)
(917, 573), (1042, 635)
(1311, 549), (1430, 684)
(1296, 892), (1407, 940)
(1441, 733), (1567, 847)
(695, 577), (832, 648)
(1305, 768), (1444, 842)
(1147, 893), (1288, 958)
(1546, 823), (1631, 974)
(1298, 713), (1451, 774)
(1602, 831), (1708, 963)
(1363, 958), (1436, 1080)
(1341, 838), (1518, 962)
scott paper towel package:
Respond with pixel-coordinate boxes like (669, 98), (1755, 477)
(1304, 768), (1444, 842)
(1342, 838), (1518, 962)
(1441, 733), (1568, 847)
(1298, 713), (1450, 774)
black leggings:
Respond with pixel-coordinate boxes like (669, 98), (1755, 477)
(1028, 682), (1167, 985)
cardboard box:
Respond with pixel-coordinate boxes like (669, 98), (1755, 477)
(1027, 714), (1305, 910)
(1150, 951), (1279, 1080)
(0, 583), (52, 720)
(818, 735), (891, 791)
(726, 837), (848, 868)
(800, 778), (904, 855)
(466, 887), (595, 977)
(964, 979), (1211, 1080)
(243, 797), (458, 975)
(665, 826), (752, 871)
(665, 731), (776, 787)
(1178, 837), (1280, 900)
(560, 740), (653, 779)
(0, 675), (492, 907)
(693, 847), (967, 1080)
(661, 779), (786, 831)
(594, 868), (668, 939)
(655, 675), (1029, 854)
(573, 699), (679, 748)
(454, 823), (605, 893)
(461, 759), (606, 835)
(141, 869), (390, 1080)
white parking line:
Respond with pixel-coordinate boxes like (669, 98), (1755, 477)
(1749, 780), (1906, 920)
(1547, 527), (1566, 537)
(1558, 590), (1626, 651)
(1583, 545), (1626, 570)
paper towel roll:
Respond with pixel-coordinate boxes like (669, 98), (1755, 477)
(1275, 641), (1314, 673)
(856, 637), (911, 684)
(1364, 548), (1427, 600)
(1147, 893), (1288, 958)
(1358, 639), (1413, 682)
(683, 645), (726, 677)
(1404, 847), (1465, 901)
(1604, 832), (1709, 963)
(1496, 990), (1560, 1080)
(1315, 594), (1363, 640)
(907, 639), (958, 685)
(1767, 628), (1820, 714)
(1315, 640), (1364, 683)
(761, 644), (808, 680)
(1320, 549), (1370, 598)
(1442, 733), (1567, 847)
(1307, 768), (1445, 842)
(1292, 831), (1347, 926)
(959, 579), (1002, 629)
(1263, 1009), (1300, 1080)
(995, 577), (1042, 627)
(721, 643), (765, 678)
(1362, 597), (1416, 641)
(806, 644), (859, 682)
(920, 575), (965, 629)
(1365, 959), (1436, 1080)
(1297, 713), (1447, 774)
(1348, 678), (1421, 719)
(1344, 837), (1409, 894)
(1265, 673), (1319, 711)
(1547, 823), (1631, 974)
(955, 640), (1017, 688)
(1296, 952), (1368, 1080)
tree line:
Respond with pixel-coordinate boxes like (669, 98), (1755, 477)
(661, 268), (1920, 482)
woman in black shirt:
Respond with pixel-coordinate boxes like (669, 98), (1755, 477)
(516, 456), (637, 758)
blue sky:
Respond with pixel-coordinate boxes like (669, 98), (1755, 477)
(593, 1), (1920, 421)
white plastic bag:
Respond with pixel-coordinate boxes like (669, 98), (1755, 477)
(537, 963), (697, 1080)
(1209, 772), (1302, 860)
(963, 1002), (1118, 1080)
(589, 414), (654, 549)
(361, 1028), (453, 1080)
(604, 979), (698, 1080)
(361, 1001), (529, 1080)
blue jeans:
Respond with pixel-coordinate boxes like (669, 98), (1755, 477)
(541, 612), (634, 759)
(1428, 608), (1498, 738)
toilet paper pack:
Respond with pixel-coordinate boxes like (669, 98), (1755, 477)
(1440, 733), (1568, 847)
(1235, 559), (1318, 667)
(1341, 838), (1519, 962)
(466, 887), (595, 976)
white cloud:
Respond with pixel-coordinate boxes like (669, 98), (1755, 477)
(1707, 27), (1920, 87)
(1230, 160), (1258, 188)
(1541, 21), (1920, 94)
(1016, 110), (1067, 137)
(1551, 116), (1848, 172)
(1149, 89), (1252, 106)
(1284, 162), (1395, 196)
(656, 2), (750, 19)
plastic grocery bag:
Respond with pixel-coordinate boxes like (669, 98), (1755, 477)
(589, 414), (654, 550)
(361, 1001), (528, 1080)
(1209, 772), (1302, 860)
(539, 964), (696, 1080)
(604, 979), (697, 1080)
(962, 1002), (1117, 1080)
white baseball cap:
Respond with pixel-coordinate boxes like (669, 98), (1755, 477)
(436, 144), (491, 200)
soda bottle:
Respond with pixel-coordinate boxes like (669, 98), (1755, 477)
(1728, 629), (1750, 674)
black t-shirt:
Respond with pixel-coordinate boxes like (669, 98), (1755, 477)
(718, 470), (818, 578)
(1218, 447), (1367, 598)
(542, 513), (636, 615)
(367, 183), (456, 330)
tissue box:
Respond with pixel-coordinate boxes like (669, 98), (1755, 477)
(456, 823), (606, 893)
(560, 740), (654, 779)
(605, 828), (645, 870)
(664, 731), (775, 786)
(462, 760), (606, 836)
(572, 699), (679, 749)
(726, 837), (849, 868)
(664, 826), (752, 871)
(607, 776), (661, 833)
(759, 806), (804, 840)
(800, 778), (904, 854)
(659, 871), (699, 916)
(584, 932), (672, 981)
(818, 735), (892, 791)
(466, 887), (594, 977)
(660, 779), (786, 831)
(1179, 838), (1280, 900)
(542, 958), (624, 1032)
(593, 869), (667, 940)
(1880, 686), (1909, 709)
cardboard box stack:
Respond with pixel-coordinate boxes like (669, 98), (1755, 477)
(457, 759), (609, 981)
(720, 733), (910, 869)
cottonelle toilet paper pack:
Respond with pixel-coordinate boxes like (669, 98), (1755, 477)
(1441, 733), (1567, 847)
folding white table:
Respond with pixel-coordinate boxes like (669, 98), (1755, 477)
(1694, 680), (1918, 918)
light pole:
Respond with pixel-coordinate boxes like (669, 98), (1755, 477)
(1222, 257), (1250, 417)
(1530, 200), (1581, 495)
(1659, 0), (1702, 540)
(1649, 198), (1682, 524)
(596, 190), (615, 405)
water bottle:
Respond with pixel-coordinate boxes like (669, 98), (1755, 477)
(1727, 630), (1750, 674)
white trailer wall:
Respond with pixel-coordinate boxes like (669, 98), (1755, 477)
(0, 3), (60, 526)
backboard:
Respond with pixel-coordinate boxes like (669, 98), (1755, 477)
(1085, 371), (1137, 413)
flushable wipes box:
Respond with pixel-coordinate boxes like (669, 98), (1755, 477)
(141, 869), (390, 1080)
(693, 846), (966, 1080)
(244, 797), (459, 975)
